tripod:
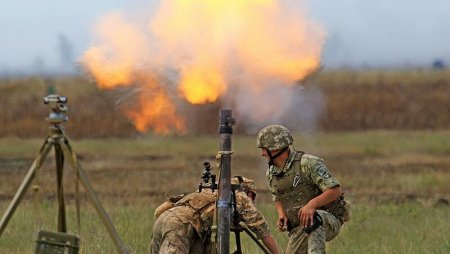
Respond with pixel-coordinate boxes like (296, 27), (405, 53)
(0, 95), (128, 253)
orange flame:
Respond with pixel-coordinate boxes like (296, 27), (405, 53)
(150, 0), (324, 93)
(83, 12), (146, 89)
(179, 64), (226, 104)
(126, 89), (186, 134)
(82, 13), (185, 134)
(82, 1), (325, 134)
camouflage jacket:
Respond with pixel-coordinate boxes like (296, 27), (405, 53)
(267, 150), (345, 224)
(159, 189), (270, 239)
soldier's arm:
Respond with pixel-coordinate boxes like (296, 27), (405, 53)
(235, 192), (271, 239)
(267, 169), (287, 231)
(299, 157), (342, 227)
(154, 201), (174, 219)
(261, 234), (280, 254)
(308, 186), (341, 209)
(274, 201), (288, 231)
(236, 192), (280, 253)
(307, 157), (340, 191)
(299, 187), (341, 227)
(307, 158), (342, 208)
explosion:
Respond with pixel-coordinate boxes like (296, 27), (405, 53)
(82, 0), (325, 134)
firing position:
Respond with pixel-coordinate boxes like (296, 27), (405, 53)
(256, 125), (350, 254)
(150, 176), (279, 254)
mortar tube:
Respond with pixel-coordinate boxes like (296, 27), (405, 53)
(217, 109), (233, 254)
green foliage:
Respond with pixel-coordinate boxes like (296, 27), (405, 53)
(1, 202), (449, 253)
(0, 201), (153, 254)
(328, 203), (450, 254)
(239, 203), (450, 254)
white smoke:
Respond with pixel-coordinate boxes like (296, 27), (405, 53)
(83, 0), (327, 134)
(227, 81), (326, 134)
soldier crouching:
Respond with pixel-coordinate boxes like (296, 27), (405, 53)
(150, 177), (280, 254)
(256, 125), (350, 254)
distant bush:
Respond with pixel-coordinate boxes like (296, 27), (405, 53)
(432, 59), (446, 70)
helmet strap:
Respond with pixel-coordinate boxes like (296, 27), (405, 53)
(267, 147), (289, 166)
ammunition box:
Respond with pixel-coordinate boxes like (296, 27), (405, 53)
(34, 230), (80, 254)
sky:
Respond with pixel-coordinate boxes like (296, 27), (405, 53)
(0, 0), (449, 74)
(309, 0), (450, 68)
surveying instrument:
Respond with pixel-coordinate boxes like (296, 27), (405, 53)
(0, 95), (128, 253)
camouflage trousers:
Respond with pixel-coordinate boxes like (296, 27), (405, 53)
(285, 210), (342, 254)
(150, 210), (203, 254)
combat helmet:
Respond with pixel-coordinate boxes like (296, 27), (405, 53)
(256, 125), (293, 151)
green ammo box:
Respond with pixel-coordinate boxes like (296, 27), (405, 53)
(34, 230), (80, 254)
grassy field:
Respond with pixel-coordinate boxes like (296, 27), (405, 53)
(1, 201), (449, 253)
(0, 131), (449, 253)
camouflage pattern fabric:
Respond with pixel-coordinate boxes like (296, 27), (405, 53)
(150, 207), (203, 254)
(231, 176), (256, 194)
(154, 202), (174, 219)
(256, 125), (294, 151)
(266, 150), (344, 253)
(234, 191), (270, 239)
(267, 150), (344, 223)
(150, 187), (270, 253)
(173, 190), (217, 237)
(285, 210), (341, 254)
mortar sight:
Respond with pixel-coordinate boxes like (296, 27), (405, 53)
(44, 94), (68, 124)
(201, 162), (212, 183)
(199, 161), (217, 192)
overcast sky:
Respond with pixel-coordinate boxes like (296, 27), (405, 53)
(0, 0), (449, 74)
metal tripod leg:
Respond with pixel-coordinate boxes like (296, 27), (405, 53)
(240, 223), (271, 254)
(232, 229), (242, 254)
(55, 143), (67, 232)
(59, 139), (128, 254)
(0, 139), (54, 236)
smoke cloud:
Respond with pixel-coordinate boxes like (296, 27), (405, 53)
(82, 0), (326, 134)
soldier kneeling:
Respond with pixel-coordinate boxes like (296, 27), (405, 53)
(150, 177), (280, 254)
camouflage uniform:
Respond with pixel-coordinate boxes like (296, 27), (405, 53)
(258, 125), (345, 254)
(150, 183), (270, 254)
(150, 206), (202, 254)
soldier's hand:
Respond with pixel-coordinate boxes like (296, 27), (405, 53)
(299, 204), (315, 228)
(277, 214), (288, 232)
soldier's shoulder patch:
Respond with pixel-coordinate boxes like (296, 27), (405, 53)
(316, 165), (331, 178)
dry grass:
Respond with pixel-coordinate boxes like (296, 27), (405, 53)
(312, 69), (450, 130)
(0, 131), (449, 253)
(1, 69), (450, 252)
(1, 69), (449, 138)
(1, 131), (449, 204)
